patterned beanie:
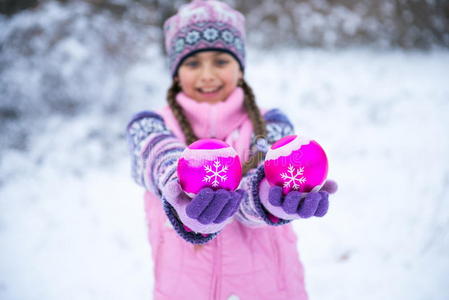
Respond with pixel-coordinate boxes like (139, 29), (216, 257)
(164, 0), (246, 77)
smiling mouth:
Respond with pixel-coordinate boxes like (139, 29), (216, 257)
(197, 86), (223, 94)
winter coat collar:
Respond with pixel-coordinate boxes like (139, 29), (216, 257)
(175, 87), (248, 140)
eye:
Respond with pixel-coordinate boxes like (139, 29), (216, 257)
(184, 60), (199, 68)
(215, 58), (229, 66)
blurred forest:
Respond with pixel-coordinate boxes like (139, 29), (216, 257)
(0, 0), (448, 153)
(2, 0), (448, 48)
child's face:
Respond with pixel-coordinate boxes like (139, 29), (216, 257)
(176, 51), (243, 104)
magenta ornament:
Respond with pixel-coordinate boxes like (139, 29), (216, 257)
(177, 139), (243, 197)
(264, 135), (328, 194)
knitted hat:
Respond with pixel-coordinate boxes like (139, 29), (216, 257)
(164, 0), (246, 77)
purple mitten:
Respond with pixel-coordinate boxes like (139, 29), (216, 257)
(186, 188), (244, 224)
(162, 180), (246, 233)
(270, 187), (329, 218)
(260, 178), (337, 221)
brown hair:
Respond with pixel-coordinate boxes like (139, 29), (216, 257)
(166, 78), (267, 176)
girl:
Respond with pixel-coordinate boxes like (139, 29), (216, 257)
(126, 1), (337, 299)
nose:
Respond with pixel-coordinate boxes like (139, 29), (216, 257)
(199, 64), (216, 83)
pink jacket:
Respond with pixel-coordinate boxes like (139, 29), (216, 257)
(127, 88), (308, 300)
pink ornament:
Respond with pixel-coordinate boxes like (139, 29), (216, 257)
(264, 135), (328, 194)
(177, 139), (242, 197)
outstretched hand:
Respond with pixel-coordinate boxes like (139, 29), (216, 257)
(261, 179), (338, 221)
(162, 181), (247, 234)
(268, 188), (329, 218)
(186, 188), (246, 225)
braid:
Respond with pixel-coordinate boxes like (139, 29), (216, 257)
(241, 79), (267, 175)
(167, 81), (205, 250)
(166, 81), (198, 145)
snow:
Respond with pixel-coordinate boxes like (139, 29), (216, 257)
(1, 8), (449, 297)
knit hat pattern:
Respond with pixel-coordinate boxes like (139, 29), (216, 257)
(164, 0), (246, 76)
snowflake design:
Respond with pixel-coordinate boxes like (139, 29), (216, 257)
(203, 160), (229, 187)
(128, 118), (166, 146)
(203, 27), (219, 41)
(280, 164), (307, 190)
(175, 38), (185, 53)
(186, 30), (200, 44)
(265, 123), (294, 144)
(234, 37), (243, 50)
(221, 30), (234, 43)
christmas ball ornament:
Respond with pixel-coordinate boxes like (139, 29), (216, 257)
(264, 135), (328, 194)
(177, 139), (242, 197)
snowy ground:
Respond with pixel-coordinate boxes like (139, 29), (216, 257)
(1, 48), (449, 300)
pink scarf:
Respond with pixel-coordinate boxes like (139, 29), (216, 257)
(159, 87), (255, 162)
